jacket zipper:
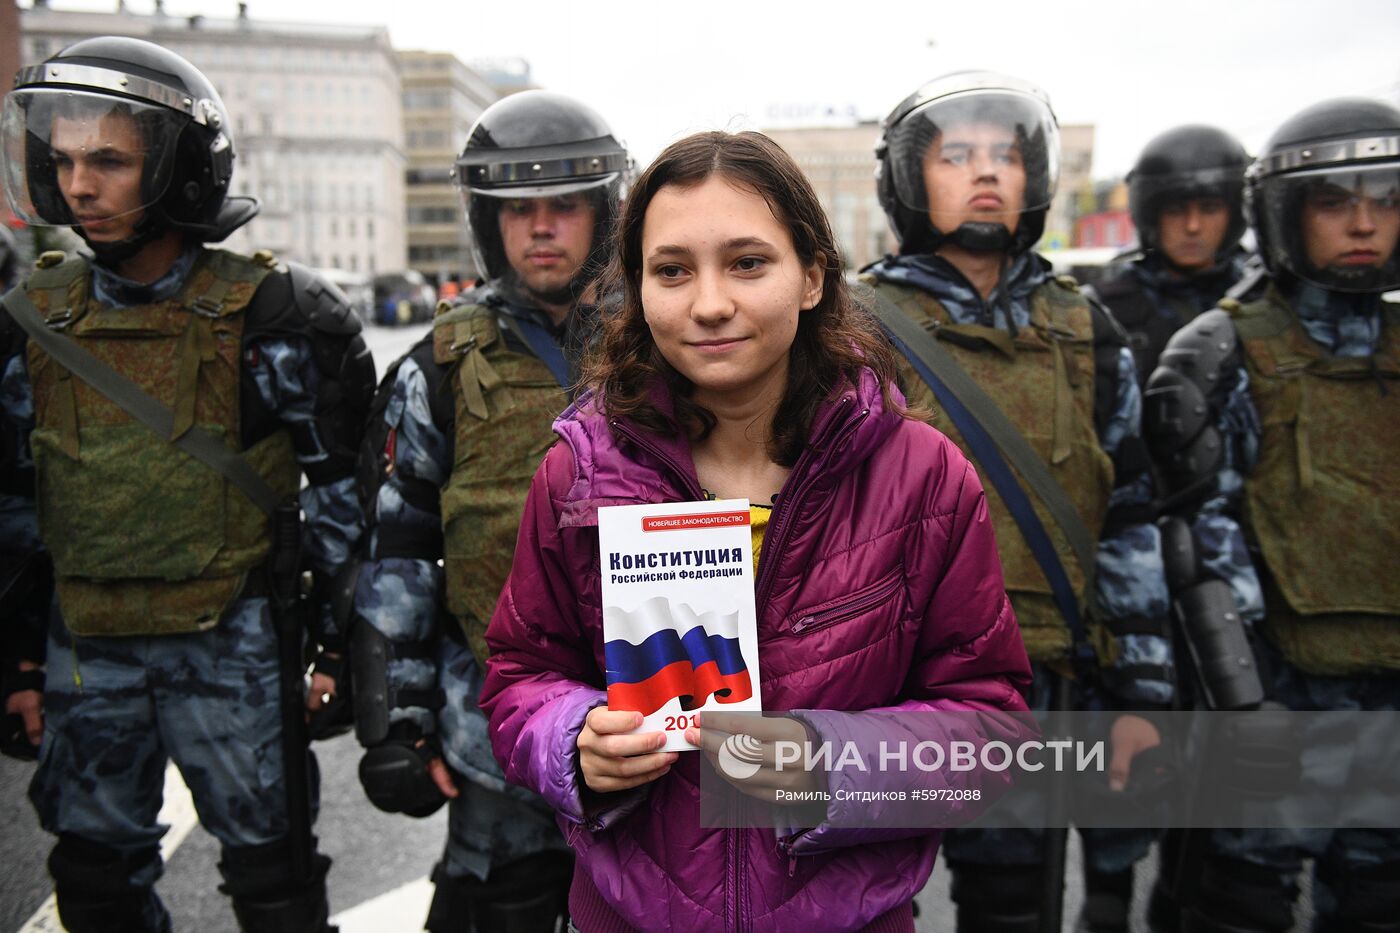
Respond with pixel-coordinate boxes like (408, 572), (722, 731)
(608, 419), (705, 501)
(754, 398), (868, 610)
(789, 568), (903, 636)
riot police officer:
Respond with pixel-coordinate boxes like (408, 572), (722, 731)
(1145, 97), (1400, 933)
(862, 71), (1173, 933)
(352, 90), (629, 931)
(0, 37), (374, 932)
(1091, 125), (1252, 387)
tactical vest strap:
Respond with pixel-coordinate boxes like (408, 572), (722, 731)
(1228, 290), (1293, 341)
(26, 254), (89, 330)
(173, 314), (217, 439)
(433, 304), (506, 421)
(2, 287), (285, 515)
(497, 312), (570, 387)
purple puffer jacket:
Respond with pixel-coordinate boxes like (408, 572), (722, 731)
(481, 371), (1031, 933)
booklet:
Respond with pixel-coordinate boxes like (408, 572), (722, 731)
(599, 499), (764, 751)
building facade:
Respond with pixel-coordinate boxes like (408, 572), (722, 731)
(19, 3), (407, 277)
(1074, 179), (1135, 250)
(399, 50), (498, 284)
(761, 122), (896, 272)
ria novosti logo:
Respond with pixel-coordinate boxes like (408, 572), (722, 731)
(718, 733), (765, 780)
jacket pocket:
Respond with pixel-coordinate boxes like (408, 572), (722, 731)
(787, 567), (905, 637)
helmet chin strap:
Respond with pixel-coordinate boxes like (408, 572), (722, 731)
(75, 213), (167, 269)
(947, 221), (1014, 253)
(1317, 261), (1386, 293)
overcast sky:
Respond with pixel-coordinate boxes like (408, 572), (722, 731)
(23, 0), (1400, 177)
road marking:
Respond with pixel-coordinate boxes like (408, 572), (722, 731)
(17, 762), (197, 933)
(332, 876), (434, 931)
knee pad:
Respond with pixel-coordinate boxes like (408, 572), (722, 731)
(1316, 860), (1400, 933)
(1184, 855), (1295, 933)
(219, 837), (334, 933)
(49, 835), (170, 933)
(948, 862), (1042, 933)
(49, 834), (162, 900)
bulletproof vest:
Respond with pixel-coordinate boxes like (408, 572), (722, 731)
(24, 249), (299, 637)
(1095, 265), (1199, 389)
(868, 278), (1114, 663)
(432, 297), (568, 662)
(1231, 287), (1400, 675)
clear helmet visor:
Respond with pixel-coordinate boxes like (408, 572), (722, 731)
(459, 174), (618, 283)
(1255, 162), (1400, 293)
(886, 90), (1060, 237)
(2, 89), (185, 231)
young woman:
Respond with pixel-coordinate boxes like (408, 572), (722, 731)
(480, 131), (1031, 933)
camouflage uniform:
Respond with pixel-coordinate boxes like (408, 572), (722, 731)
(354, 282), (571, 902)
(1186, 280), (1400, 928)
(1090, 249), (1250, 388)
(864, 253), (1172, 881)
(0, 246), (371, 930)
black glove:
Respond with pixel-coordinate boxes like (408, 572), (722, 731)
(308, 650), (354, 741)
(358, 722), (448, 818)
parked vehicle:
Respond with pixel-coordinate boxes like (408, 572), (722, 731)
(316, 267), (374, 324)
(372, 270), (436, 326)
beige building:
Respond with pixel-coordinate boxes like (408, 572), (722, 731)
(19, 3), (407, 276)
(399, 50), (499, 283)
(761, 122), (896, 272)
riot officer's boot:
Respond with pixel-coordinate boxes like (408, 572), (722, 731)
(1146, 878), (1181, 933)
(1077, 865), (1133, 933)
(427, 851), (572, 933)
(1178, 855), (1295, 933)
(1315, 860), (1400, 933)
(948, 863), (1043, 933)
(219, 838), (337, 933)
(425, 861), (473, 933)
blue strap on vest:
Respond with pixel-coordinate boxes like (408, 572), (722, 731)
(498, 312), (570, 388)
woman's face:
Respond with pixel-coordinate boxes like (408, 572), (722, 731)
(640, 175), (822, 410)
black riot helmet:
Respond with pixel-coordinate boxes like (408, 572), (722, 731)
(1128, 125), (1248, 260)
(1, 36), (256, 263)
(1246, 97), (1400, 293)
(877, 71), (1060, 256)
(453, 90), (627, 290)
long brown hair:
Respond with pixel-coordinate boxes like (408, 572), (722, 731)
(582, 130), (902, 467)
